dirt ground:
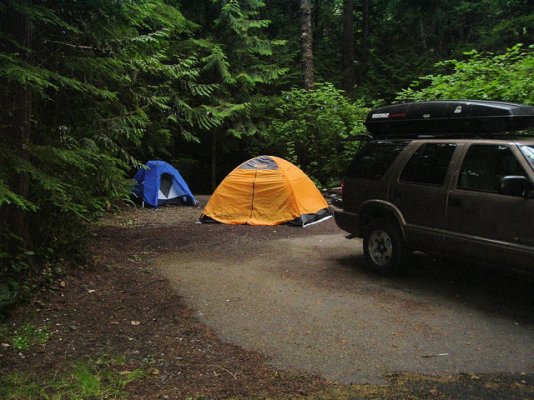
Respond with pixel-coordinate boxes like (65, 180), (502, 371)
(158, 233), (534, 384)
(2, 195), (534, 399)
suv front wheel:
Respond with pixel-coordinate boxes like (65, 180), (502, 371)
(363, 219), (407, 275)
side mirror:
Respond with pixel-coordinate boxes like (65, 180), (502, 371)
(500, 175), (533, 198)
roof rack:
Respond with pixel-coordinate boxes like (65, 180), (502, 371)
(365, 100), (534, 138)
(371, 133), (534, 140)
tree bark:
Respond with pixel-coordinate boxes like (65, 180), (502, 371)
(313, 0), (322, 35)
(359, 0), (370, 82)
(300, 0), (314, 89)
(342, 0), (354, 92)
(288, 0), (293, 30)
(362, 0), (369, 45)
(419, 18), (427, 49)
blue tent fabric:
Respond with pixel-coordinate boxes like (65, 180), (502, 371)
(133, 160), (196, 207)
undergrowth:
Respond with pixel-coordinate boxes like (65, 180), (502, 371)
(1, 323), (51, 352)
(0, 355), (145, 400)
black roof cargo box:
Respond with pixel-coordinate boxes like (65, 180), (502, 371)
(365, 100), (534, 137)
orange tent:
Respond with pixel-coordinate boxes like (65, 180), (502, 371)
(200, 156), (331, 226)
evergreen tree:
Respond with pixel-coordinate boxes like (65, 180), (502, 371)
(178, 0), (287, 189)
(0, 0), (211, 304)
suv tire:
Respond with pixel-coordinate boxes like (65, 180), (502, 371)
(363, 219), (406, 275)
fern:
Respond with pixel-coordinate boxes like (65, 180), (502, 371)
(0, 0), (212, 293)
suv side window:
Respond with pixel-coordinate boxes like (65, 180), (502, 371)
(520, 145), (534, 170)
(346, 141), (408, 180)
(400, 143), (457, 186)
(458, 144), (526, 194)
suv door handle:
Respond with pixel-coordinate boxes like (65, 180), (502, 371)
(448, 197), (461, 207)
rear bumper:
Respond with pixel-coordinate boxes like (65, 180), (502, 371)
(333, 206), (361, 236)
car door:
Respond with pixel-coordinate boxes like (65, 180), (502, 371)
(445, 143), (534, 269)
(389, 142), (458, 251)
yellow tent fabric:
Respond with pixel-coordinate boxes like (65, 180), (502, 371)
(201, 156), (331, 226)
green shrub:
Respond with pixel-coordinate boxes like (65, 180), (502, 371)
(397, 44), (534, 105)
(261, 83), (369, 187)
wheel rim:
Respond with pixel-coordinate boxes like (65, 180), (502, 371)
(368, 229), (393, 266)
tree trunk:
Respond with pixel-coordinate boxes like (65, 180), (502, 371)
(419, 18), (427, 49)
(342, 0), (354, 92)
(313, 0), (321, 35)
(300, 0), (314, 89)
(363, 0), (369, 44)
(288, 1), (293, 30)
(359, 0), (370, 82)
(9, 0), (33, 249)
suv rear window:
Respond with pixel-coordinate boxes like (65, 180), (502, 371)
(400, 143), (457, 186)
(346, 141), (408, 180)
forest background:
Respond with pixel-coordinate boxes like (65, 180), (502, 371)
(1, 0), (533, 305)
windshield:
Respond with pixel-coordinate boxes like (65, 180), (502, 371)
(520, 145), (534, 171)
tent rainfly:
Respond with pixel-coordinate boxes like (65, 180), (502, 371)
(133, 160), (196, 207)
(200, 155), (331, 226)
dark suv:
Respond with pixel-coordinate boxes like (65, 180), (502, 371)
(334, 100), (534, 275)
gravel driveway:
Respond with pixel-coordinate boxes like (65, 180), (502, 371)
(157, 221), (534, 384)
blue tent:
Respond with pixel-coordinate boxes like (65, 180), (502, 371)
(133, 160), (196, 207)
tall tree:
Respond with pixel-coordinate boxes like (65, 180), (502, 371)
(0, 0), (210, 302)
(178, 0), (287, 190)
(8, 0), (32, 250)
(300, 0), (314, 88)
(342, 0), (354, 92)
(360, 0), (370, 81)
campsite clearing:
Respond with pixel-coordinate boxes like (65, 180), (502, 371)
(159, 232), (534, 385)
(2, 197), (534, 399)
